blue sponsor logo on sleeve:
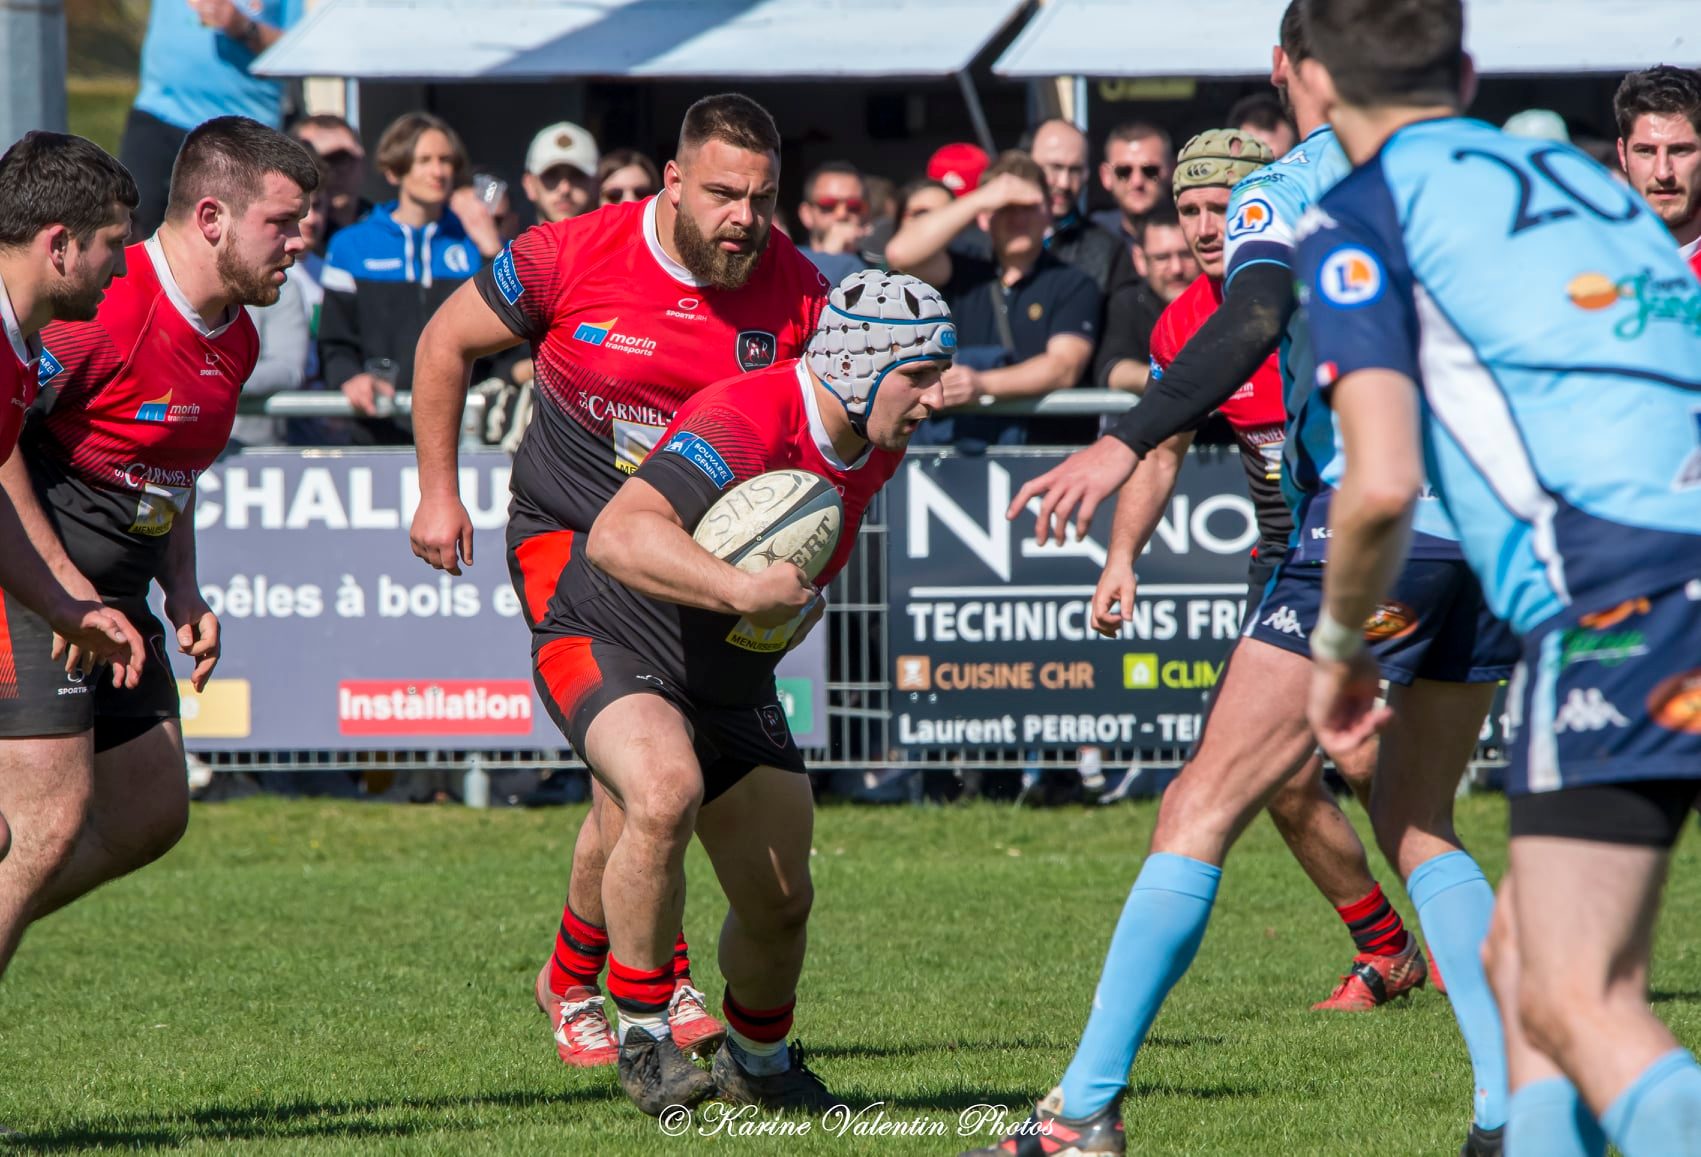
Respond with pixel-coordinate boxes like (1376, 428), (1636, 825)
(1317, 246), (1385, 308)
(663, 431), (735, 489)
(1227, 197), (1275, 240)
(492, 246), (524, 305)
(36, 348), (63, 386)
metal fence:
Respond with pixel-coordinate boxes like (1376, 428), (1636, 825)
(190, 391), (1503, 797)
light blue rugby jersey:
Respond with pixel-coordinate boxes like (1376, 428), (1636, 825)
(1225, 126), (1461, 565)
(1296, 116), (1701, 636)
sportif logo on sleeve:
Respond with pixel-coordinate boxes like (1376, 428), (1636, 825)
(663, 431), (735, 488)
(1317, 247), (1385, 308)
(493, 247), (524, 304)
(1227, 198), (1274, 240)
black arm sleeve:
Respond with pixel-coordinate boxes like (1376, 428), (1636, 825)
(1105, 261), (1296, 457)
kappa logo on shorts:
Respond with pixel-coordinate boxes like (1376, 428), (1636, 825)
(736, 330), (777, 372)
(1553, 688), (1630, 734)
(1262, 606), (1304, 637)
(757, 703), (789, 747)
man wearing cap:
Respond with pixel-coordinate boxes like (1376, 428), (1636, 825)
(927, 142), (990, 197)
(523, 121), (600, 225)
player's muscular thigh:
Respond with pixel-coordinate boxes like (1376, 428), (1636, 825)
(582, 695), (701, 830)
(1150, 639), (1321, 862)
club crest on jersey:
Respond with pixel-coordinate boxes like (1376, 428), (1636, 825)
(756, 702), (790, 747)
(736, 330), (777, 371)
(36, 348), (63, 386)
(1317, 246), (1385, 308)
(1227, 198), (1274, 240)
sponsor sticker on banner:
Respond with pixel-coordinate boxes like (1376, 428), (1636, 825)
(177, 678), (252, 739)
(338, 679), (535, 736)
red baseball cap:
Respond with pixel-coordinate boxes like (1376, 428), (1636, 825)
(928, 142), (990, 196)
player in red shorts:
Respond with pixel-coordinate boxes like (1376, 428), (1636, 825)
(409, 94), (828, 1067)
(0, 117), (316, 987)
(0, 133), (156, 868)
(530, 271), (953, 1115)
(1089, 130), (1426, 1012)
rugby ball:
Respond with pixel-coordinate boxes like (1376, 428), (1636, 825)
(692, 469), (843, 581)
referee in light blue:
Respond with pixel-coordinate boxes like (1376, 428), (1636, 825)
(1296, 2), (1701, 1155)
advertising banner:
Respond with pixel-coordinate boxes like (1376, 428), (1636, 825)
(887, 449), (1259, 750)
(175, 450), (828, 750)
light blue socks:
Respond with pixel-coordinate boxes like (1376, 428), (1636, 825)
(1507, 1077), (1606, 1156)
(1057, 853), (1221, 1116)
(1601, 1047), (1701, 1156)
(1407, 850), (1507, 1128)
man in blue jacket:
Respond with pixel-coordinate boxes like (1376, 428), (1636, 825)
(319, 112), (484, 444)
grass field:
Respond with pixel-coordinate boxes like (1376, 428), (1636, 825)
(2, 794), (1698, 1154)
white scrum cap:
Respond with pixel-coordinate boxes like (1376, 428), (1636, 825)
(806, 271), (956, 432)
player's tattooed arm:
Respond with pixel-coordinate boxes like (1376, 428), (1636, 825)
(160, 491), (220, 693)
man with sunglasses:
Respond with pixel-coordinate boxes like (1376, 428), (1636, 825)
(522, 122), (600, 225)
(794, 162), (869, 285)
(1092, 122), (1176, 251)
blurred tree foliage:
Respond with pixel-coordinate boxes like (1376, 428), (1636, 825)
(67, 0), (147, 78)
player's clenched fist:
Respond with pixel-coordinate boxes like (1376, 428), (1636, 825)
(410, 492), (476, 575)
(735, 562), (818, 629)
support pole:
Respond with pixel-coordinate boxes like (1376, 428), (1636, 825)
(0, 0), (70, 145)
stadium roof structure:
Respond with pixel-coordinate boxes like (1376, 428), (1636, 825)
(253, 0), (1030, 81)
(993, 0), (1700, 79)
